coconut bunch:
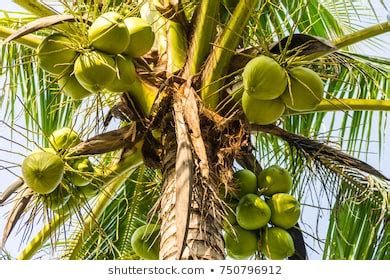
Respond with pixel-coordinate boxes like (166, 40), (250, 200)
(21, 128), (98, 213)
(36, 12), (155, 100)
(223, 166), (301, 260)
(241, 55), (324, 125)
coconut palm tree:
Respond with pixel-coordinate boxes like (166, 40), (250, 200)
(0, 0), (389, 260)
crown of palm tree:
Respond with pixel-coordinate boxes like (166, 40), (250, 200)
(0, 0), (389, 260)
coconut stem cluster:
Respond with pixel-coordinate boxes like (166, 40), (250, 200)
(36, 11), (155, 107)
(241, 55), (324, 125)
(223, 166), (301, 259)
(22, 128), (99, 213)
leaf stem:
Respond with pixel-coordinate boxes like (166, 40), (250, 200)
(16, 212), (70, 260)
(184, 0), (220, 77)
(333, 21), (390, 49)
(127, 77), (159, 117)
(0, 25), (42, 48)
(201, 0), (262, 108)
(66, 148), (143, 259)
(167, 20), (188, 75)
(13, 0), (58, 17)
(12, 0), (74, 33)
(300, 21), (390, 61)
(285, 99), (390, 115)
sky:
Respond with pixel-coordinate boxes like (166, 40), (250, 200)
(0, 0), (389, 260)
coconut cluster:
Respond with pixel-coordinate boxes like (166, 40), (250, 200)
(36, 12), (155, 100)
(223, 166), (301, 260)
(241, 55), (324, 124)
(22, 128), (98, 213)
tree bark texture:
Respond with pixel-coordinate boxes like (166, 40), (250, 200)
(159, 96), (225, 260)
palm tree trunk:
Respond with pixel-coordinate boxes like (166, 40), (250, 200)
(159, 127), (178, 259)
(159, 112), (225, 260)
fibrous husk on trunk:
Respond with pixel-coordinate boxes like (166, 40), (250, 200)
(157, 79), (252, 259)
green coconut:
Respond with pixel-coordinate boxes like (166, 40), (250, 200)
(58, 73), (93, 100)
(78, 183), (99, 199)
(258, 165), (293, 196)
(224, 225), (258, 259)
(74, 50), (116, 92)
(31, 147), (56, 155)
(43, 186), (70, 211)
(242, 92), (285, 125)
(49, 127), (81, 150)
(105, 55), (136, 92)
(236, 194), (271, 230)
(261, 227), (295, 260)
(281, 67), (324, 111)
(242, 56), (287, 100)
(123, 17), (155, 57)
(233, 169), (258, 197)
(131, 224), (160, 260)
(22, 152), (65, 194)
(88, 12), (130, 55)
(68, 158), (94, 187)
(36, 33), (78, 76)
(267, 193), (300, 229)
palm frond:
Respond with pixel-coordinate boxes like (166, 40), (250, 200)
(323, 177), (388, 259)
(373, 219), (389, 259)
(61, 147), (144, 259)
(1, 17), (78, 147)
(61, 167), (160, 260)
(253, 124), (388, 180)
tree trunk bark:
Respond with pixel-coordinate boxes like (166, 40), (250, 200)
(159, 114), (225, 260)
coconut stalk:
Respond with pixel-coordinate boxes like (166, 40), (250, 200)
(158, 127), (178, 259)
(159, 100), (193, 259)
(201, 0), (262, 108)
(16, 145), (144, 260)
(285, 99), (390, 115)
(151, 1), (224, 260)
(0, 25), (42, 48)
